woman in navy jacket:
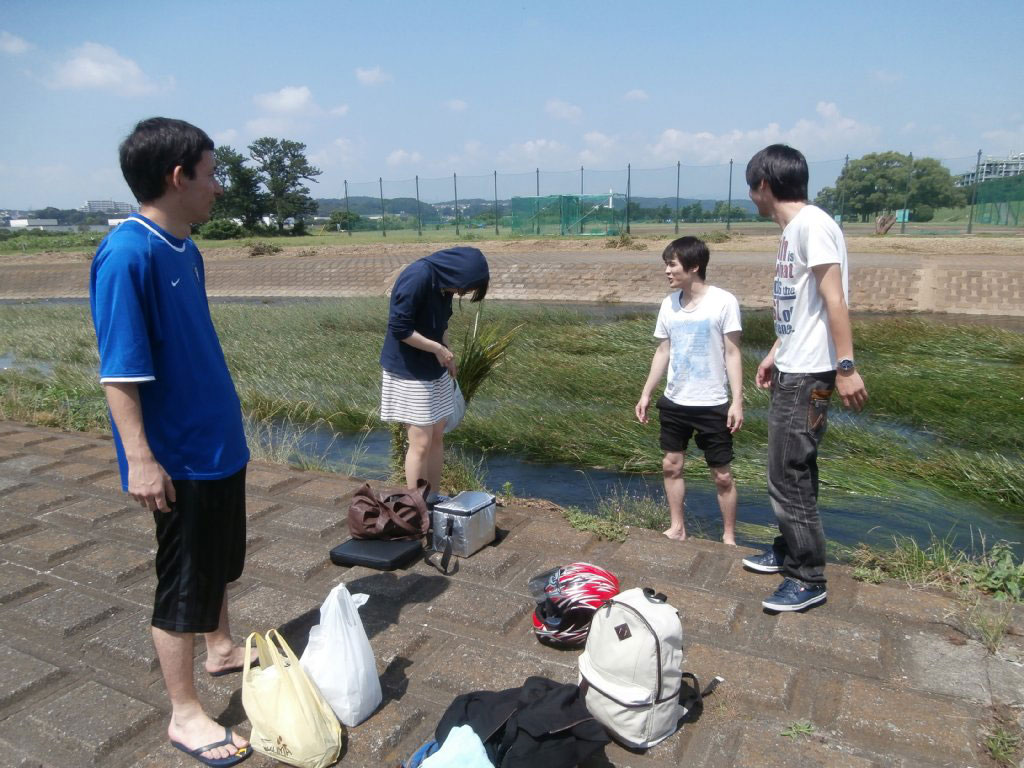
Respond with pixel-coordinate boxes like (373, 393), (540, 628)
(380, 247), (489, 498)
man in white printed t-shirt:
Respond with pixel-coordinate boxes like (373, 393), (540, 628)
(741, 144), (868, 613)
(636, 236), (744, 546)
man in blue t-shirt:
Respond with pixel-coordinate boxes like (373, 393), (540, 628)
(89, 118), (251, 766)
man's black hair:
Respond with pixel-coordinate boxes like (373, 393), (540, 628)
(662, 236), (710, 280)
(119, 117), (214, 203)
(745, 144), (808, 202)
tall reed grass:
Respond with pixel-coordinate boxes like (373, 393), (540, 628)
(1, 300), (1021, 515)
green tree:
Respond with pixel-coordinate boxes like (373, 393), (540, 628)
(813, 186), (840, 215)
(248, 138), (322, 233)
(328, 210), (361, 231)
(212, 146), (265, 229)
(835, 152), (965, 221)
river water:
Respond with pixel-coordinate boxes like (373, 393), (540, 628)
(265, 420), (1024, 557)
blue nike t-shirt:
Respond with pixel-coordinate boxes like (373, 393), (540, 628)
(89, 214), (249, 489)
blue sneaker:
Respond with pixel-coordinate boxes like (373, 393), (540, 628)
(742, 549), (783, 573)
(762, 578), (827, 612)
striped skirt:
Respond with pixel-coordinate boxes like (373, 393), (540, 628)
(380, 370), (455, 426)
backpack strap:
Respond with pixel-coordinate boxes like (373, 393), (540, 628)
(679, 672), (724, 711)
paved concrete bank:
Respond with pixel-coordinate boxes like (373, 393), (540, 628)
(2, 249), (1023, 316)
(1, 421), (1021, 767)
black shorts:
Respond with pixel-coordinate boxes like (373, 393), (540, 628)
(151, 466), (247, 633)
(656, 397), (734, 467)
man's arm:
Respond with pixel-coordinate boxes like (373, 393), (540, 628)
(636, 339), (669, 423)
(755, 339), (780, 389)
(103, 382), (176, 512)
(723, 330), (744, 433)
(812, 262), (868, 411)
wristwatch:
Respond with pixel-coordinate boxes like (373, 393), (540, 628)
(837, 358), (856, 374)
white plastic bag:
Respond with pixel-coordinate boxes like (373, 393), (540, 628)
(443, 378), (466, 434)
(300, 582), (382, 726)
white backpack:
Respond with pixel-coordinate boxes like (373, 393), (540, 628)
(577, 587), (722, 749)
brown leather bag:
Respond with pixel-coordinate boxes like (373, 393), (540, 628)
(347, 480), (430, 541)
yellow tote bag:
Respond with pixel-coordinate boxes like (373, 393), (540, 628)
(242, 628), (344, 768)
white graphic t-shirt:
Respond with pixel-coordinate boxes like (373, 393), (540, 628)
(772, 205), (849, 373)
(654, 285), (742, 406)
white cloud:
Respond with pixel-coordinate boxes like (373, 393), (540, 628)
(330, 104), (349, 116)
(244, 116), (298, 137)
(624, 89), (648, 102)
(213, 128), (239, 145)
(254, 85), (315, 113)
(579, 131), (616, 166)
(386, 148), (422, 167)
(310, 137), (356, 167)
(545, 98), (582, 122)
(497, 138), (566, 166)
(356, 66), (392, 85)
(445, 140), (485, 168)
(446, 99), (468, 112)
(648, 101), (877, 164)
(981, 124), (1024, 155)
(870, 69), (903, 83)
(0, 30), (31, 55)
(49, 42), (158, 96)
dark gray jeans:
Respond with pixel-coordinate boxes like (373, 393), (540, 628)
(767, 369), (836, 587)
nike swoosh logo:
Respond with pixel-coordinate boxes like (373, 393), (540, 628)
(171, 278), (181, 287)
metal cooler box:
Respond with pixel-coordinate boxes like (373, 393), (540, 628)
(432, 491), (496, 558)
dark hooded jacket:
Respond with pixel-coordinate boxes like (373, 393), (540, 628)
(380, 247), (489, 380)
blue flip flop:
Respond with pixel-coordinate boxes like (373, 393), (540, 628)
(170, 727), (251, 766)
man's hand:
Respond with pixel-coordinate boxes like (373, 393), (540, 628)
(127, 456), (176, 512)
(755, 352), (776, 389)
(836, 370), (868, 411)
(727, 402), (744, 433)
(635, 394), (651, 424)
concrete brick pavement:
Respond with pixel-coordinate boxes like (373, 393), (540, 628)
(1, 420), (1021, 767)
(2, 249), (1023, 316)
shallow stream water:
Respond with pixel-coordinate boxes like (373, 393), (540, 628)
(264, 420), (1024, 558)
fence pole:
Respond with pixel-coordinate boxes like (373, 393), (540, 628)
(344, 180), (351, 236)
(838, 154), (849, 230)
(415, 175), (422, 236)
(900, 153), (913, 234)
(535, 167), (540, 235)
(454, 173), (460, 236)
(378, 177), (387, 237)
(626, 163), (631, 235)
(726, 159), (734, 231)
(675, 161), (680, 235)
(493, 170), (499, 236)
(967, 149), (982, 234)
(580, 165), (584, 233)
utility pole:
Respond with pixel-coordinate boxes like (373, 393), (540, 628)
(900, 153), (913, 234)
(967, 149), (982, 234)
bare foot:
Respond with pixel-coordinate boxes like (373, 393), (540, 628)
(722, 535), (737, 546)
(663, 527), (687, 541)
(168, 710), (247, 762)
(204, 644), (256, 676)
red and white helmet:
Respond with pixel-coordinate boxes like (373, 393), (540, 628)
(529, 562), (620, 646)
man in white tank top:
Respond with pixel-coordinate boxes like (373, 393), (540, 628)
(740, 144), (868, 613)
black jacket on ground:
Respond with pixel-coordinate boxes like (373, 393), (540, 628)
(435, 675), (609, 768)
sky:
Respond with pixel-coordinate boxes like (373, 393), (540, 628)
(2, 0), (1022, 209)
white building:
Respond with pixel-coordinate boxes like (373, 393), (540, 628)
(957, 153), (1024, 187)
(80, 200), (138, 215)
(9, 218), (59, 229)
